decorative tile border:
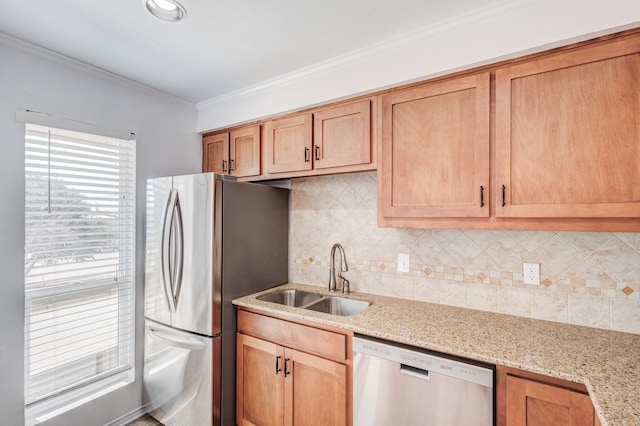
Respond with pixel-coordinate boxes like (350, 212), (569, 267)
(292, 254), (638, 299)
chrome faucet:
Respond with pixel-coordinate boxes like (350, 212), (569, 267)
(328, 243), (350, 293)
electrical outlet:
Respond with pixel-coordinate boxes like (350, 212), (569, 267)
(397, 253), (410, 273)
(523, 262), (540, 285)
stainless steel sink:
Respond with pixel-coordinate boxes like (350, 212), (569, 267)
(257, 289), (323, 307)
(304, 296), (371, 316)
(256, 289), (371, 316)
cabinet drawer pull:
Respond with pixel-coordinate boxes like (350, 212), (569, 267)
(275, 355), (282, 375)
(229, 159), (234, 172)
(221, 159), (227, 173)
(479, 185), (484, 207)
(501, 185), (506, 207)
(315, 145), (320, 161)
(284, 358), (290, 377)
(304, 147), (310, 162)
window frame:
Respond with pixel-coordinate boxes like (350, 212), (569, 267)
(20, 111), (136, 425)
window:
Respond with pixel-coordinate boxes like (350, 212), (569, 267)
(24, 121), (135, 420)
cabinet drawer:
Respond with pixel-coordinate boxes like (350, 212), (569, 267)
(237, 310), (347, 362)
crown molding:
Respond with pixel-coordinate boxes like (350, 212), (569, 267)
(197, 0), (640, 132)
(198, 0), (538, 109)
(0, 31), (195, 110)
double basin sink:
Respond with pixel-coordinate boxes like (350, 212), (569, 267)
(257, 289), (370, 316)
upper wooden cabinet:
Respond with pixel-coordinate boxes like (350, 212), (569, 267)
(265, 114), (313, 174)
(203, 30), (640, 231)
(264, 100), (375, 177)
(313, 100), (371, 170)
(495, 35), (640, 218)
(379, 73), (490, 220)
(229, 126), (261, 177)
(378, 31), (640, 230)
(202, 132), (228, 174)
(202, 125), (261, 178)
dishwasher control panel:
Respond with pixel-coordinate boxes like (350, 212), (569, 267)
(353, 336), (493, 387)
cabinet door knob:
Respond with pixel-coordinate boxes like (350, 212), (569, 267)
(284, 358), (290, 377)
(275, 355), (282, 375)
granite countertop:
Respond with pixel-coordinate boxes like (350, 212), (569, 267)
(234, 283), (640, 426)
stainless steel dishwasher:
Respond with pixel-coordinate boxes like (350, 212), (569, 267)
(353, 336), (494, 426)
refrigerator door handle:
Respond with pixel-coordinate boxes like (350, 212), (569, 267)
(146, 324), (207, 351)
(161, 188), (178, 312)
(170, 192), (185, 310)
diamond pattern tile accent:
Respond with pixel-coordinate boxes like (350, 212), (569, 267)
(543, 279), (553, 288)
(622, 286), (635, 296)
(477, 272), (487, 281)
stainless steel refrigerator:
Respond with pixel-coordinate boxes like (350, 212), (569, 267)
(142, 173), (289, 426)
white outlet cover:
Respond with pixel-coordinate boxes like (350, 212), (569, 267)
(523, 262), (540, 285)
(397, 253), (410, 273)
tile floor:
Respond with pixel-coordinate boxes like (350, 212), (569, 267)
(127, 414), (162, 426)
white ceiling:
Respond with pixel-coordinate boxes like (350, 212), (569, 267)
(0, 0), (500, 104)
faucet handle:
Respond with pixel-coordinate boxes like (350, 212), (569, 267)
(341, 277), (350, 294)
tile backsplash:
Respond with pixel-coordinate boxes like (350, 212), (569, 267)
(289, 171), (640, 334)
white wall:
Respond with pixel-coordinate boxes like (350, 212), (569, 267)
(0, 35), (200, 426)
(197, 0), (640, 132)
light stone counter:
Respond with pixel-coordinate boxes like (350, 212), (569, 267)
(233, 283), (640, 426)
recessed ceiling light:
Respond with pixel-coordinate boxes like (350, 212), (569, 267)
(145, 0), (187, 22)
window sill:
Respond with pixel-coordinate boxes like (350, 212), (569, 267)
(26, 369), (134, 426)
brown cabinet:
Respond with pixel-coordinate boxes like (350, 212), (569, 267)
(236, 334), (284, 426)
(497, 366), (601, 426)
(202, 132), (229, 174)
(265, 114), (313, 174)
(265, 100), (374, 177)
(313, 100), (371, 170)
(236, 309), (350, 426)
(378, 31), (640, 231)
(379, 72), (490, 221)
(202, 125), (261, 178)
(495, 35), (640, 218)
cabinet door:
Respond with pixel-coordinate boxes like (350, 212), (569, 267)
(495, 36), (640, 218)
(506, 375), (595, 426)
(284, 347), (347, 426)
(202, 132), (229, 174)
(265, 114), (313, 174)
(313, 100), (371, 170)
(230, 125), (261, 178)
(379, 73), (490, 219)
(236, 333), (285, 426)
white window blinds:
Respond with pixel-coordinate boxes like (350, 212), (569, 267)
(24, 123), (136, 406)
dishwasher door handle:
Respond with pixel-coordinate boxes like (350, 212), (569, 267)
(400, 364), (430, 380)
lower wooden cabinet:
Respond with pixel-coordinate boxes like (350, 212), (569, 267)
(497, 366), (601, 426)
(236, 309), (351, 426)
